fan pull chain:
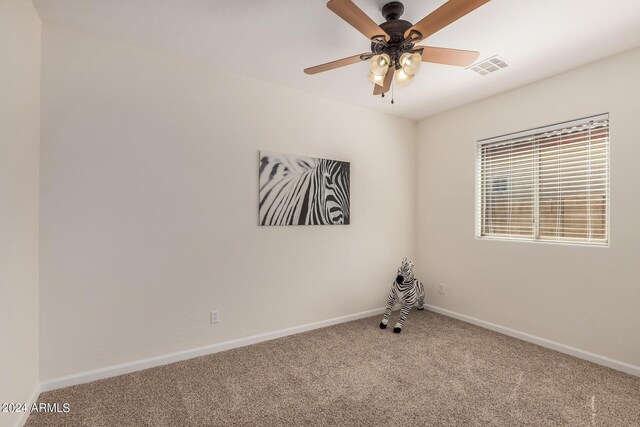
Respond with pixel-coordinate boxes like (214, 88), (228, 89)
(391, 79), (395, 105)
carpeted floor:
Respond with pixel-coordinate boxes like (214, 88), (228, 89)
(26, 311), (640, 426)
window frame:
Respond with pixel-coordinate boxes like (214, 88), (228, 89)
(475, 114), (610, 247)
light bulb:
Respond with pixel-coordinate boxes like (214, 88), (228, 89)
(399, 52), (421, 77)
(369, 53), (391, 76)
(368, 72), (385, 87)
(395, 68), (414, 86)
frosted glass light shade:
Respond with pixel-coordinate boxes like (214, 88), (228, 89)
(368, 72), (385, 87)
(395, 68), (414, 86)
(399, 52), (421, 77)
(369, 54), (391, 76)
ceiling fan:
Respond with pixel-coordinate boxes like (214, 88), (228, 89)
(304, 0), (491, 98)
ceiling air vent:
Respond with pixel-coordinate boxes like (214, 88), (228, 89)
(468, 55), (509, 76)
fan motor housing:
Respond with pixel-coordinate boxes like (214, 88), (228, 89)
(371, 2), (415, 59)
(380, 1), (412, 38)
(380, 19), (413, 39)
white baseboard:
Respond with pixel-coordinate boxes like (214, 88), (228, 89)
(40, 307), (386, 392)
(13, 384), (41, 427)
(426, 304), (640, 377)
(40, 304), (637, 393)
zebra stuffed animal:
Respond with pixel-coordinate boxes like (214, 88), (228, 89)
(380, 258), (425, 333)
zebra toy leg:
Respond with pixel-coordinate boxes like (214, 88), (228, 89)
(393, 300), (414, 333)
(416, 280), (425, 311)
(379, 288), (397, 329)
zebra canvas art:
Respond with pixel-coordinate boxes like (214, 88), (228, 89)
(259, 151), (350, 226)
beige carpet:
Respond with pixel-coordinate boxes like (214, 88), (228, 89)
(27, 311), (640, 426)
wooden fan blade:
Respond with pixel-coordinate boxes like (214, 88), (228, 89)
(327, 0), (389, 41)
(416, 46), (479, 67)
(304, 53), (368, 75)
(373, 67), (395, 96)
(406, 0), (491, 41)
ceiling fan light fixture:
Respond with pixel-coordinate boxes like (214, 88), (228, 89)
(305, 0), (490, 100)
(369, 53), (391, 76)
(399, 52), (421, 77)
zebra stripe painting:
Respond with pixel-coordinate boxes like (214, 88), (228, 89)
(259, 151), (350, 226)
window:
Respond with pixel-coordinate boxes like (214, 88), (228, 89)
(476, 114), (609, 246)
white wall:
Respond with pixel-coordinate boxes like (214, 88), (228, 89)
(39, 24), (416, 381)
(417, 48), (640, 367)
(0, 0), (41, 426)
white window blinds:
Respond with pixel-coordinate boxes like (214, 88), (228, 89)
(476, 114), (609, 245)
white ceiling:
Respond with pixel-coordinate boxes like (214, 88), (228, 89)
(32, 0), (640, 121)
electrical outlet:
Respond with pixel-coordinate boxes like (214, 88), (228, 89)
(438, 283), (445, 295)
(210, 310), (220, 324)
